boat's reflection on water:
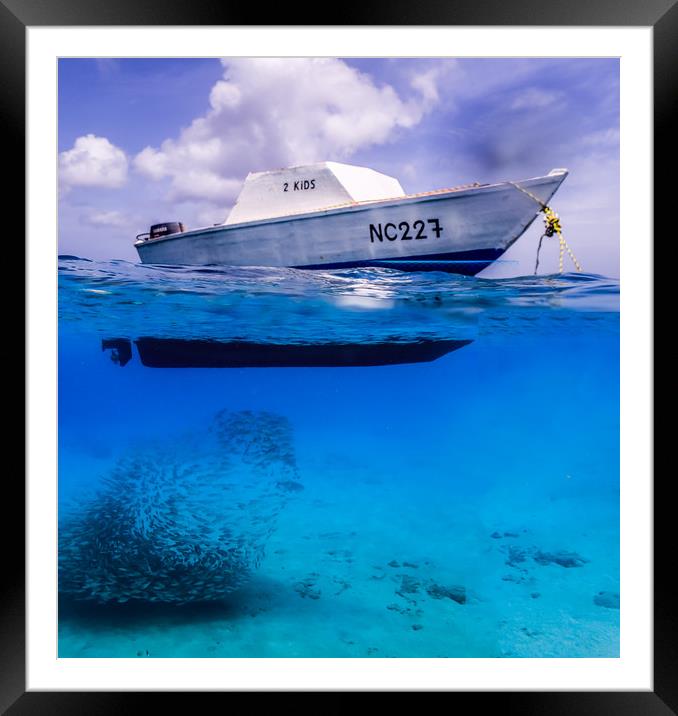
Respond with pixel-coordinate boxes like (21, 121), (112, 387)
(102, 337), (472, 368)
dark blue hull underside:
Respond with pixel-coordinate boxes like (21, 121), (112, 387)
(292, 248), (505, 275)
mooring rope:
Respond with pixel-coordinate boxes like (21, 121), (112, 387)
(507, 181), (583, 274)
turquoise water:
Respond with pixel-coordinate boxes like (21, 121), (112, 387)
(58, 257), (620, 658)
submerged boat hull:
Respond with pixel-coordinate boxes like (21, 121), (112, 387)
(135, 171), (567, 275)
(102, 337), (472, 368)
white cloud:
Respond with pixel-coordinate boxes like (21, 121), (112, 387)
(510, 88), (561, 111)
(85, 210), (129, 227)
(581, 128), (620, 147)
(59, 134), (128, 189)
(134, 146), (169, 180)
(209, 80), (242, 110)
(410, 68), (440, 104)
(133, 58), (441, 206)
(169, 171), (243, 204)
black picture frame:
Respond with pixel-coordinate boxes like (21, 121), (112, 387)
(7, 0), (665, 710)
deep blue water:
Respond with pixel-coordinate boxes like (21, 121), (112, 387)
(58, 257), (620, 658)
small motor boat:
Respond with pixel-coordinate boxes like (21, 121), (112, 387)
(135, 161), (568, 275)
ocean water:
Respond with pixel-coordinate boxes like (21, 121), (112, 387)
(58, 257), (620, 658)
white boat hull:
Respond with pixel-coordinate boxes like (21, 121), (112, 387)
(135, 171), (567, 275)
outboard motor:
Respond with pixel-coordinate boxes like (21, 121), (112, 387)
(102, 338), (133, 367)
(136, 222), (186, 243)
(150, 221), (185, 239)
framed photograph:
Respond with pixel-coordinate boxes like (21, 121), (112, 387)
(11, 0), (664, 709)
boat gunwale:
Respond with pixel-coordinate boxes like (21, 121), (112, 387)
(134, 172), (567, 249)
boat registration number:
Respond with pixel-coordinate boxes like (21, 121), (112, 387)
(369, 219), (443, 243)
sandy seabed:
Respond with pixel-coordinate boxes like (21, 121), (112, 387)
(58, 443), (620, 659)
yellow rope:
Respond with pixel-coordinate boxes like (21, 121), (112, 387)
(561, 236), (583, 273)
(508, 181), (583, 274)
(507, 181), (548, 209)
(543, 207), (582, 273)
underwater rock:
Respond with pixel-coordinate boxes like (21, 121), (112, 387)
(593, 591), (620, 609)
(411, 623), (424, 631)
(425, 582), (467, 605)
(59, 409), (301, 604)
(505, 545), (527, 568)
(533, 550), (588, 568)
(492, 530), (521, 539)
(294, 573), (321, 600)
(501, 572), (535, 587)
(332, 577), (351, 595)
(501, 573), (526, 584)
(326, 549), (353, 562)
(388, 560), (400, 568)
(276, 480), (304, 493)
(396, 574), (420, 596)
(387, 602), (423, 617)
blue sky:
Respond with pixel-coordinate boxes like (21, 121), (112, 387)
(58, 58), (619, 277)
